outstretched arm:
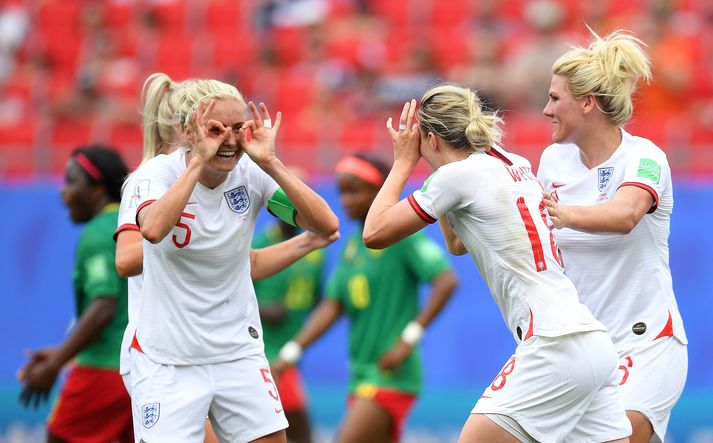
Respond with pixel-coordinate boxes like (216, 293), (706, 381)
(364, 99), (426, 249)
(240, 102), (339, 236)
(250, 230), (339, 281)
(544, 185), (653, 234)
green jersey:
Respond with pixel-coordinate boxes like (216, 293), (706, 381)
(72, 204), (128, 369)
(326, 229), (450, 395)
(253, 225), (325, 361)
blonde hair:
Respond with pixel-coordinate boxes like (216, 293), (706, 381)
(417, 84), (503, 152)
(552, 28), (651, 126)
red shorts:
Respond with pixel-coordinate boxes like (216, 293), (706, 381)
(276, 366), (307, 412)
(47, 365), (133, 443)
(348, 385), (417, 441)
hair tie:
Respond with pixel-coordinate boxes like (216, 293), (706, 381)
(74, 153), (102, 181)
(335, 157), (385, 187)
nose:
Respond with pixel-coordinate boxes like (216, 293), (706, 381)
(542, 101), (553, 117)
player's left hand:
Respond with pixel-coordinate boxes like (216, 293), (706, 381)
(17, 348), (59, 409)
(386, 99), (421, 166)
(379, 340), (412, 371)
(543, 191), (568, 229)
(241, 102), (281, 168)
(301, 230), (340, 251)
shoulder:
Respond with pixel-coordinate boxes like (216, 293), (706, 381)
(539, 142), (578, 163)
(80, 211), (119, 247)
(622, 131), (669, 163)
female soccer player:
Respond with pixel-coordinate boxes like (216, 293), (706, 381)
(362, 86), (631, 442)
(114, 73), (336, 442)
(538, 29), (687, 443)
(127, 76), (338, 443)
(19, 145), (132, 442)
(274, 153), (458, 443)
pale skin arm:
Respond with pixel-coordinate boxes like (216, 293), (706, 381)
(116, 227), (338, 280)
(544, 185), (654, 234)
(364, 99), (429, 249)
(379, 269), (459, 370)
(438, 217), (468, 255)
(240, 102), (339, 236)
(139, 100), (228, 243)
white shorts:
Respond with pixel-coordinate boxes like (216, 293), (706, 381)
(129, 348), (288, 443)
(617, 337), (687, 443)
(472, 331), (631, 443)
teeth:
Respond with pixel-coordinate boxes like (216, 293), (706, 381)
(217, 151), (236, 158)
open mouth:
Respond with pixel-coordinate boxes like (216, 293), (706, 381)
(216, 149), (238, 159)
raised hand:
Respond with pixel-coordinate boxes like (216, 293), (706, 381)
(386, 99), (421, 166)
(188, 99), (230, 165)
(240, 102), (281, 167)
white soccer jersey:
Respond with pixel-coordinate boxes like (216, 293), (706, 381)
(115, 172), (144, 377)
(537, 129), (687, 354)
(131, 148), (279, 365)
(410, 147), (605, 343)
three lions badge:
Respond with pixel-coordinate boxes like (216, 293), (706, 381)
(224, 186), (250, 213)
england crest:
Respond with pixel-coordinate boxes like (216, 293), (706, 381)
(597, 167), (614, 192)
(142, 402), (160, 428)
(224, 186), (250, 213)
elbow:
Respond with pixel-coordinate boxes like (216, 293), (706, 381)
(617, 211), (640, 234)
(115, 258), (133, 279)
(362, 228), (389, 250)
(447, 244), (468, 256)
(140, 224), (166, 244)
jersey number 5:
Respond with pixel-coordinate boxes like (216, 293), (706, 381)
(173, 212), (196, 248)
(516, 197), (563, 272)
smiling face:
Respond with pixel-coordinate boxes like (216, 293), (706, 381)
(337, 173), (379, 222)
(201, 98), (248, 174)
(543, 74), (587, 144)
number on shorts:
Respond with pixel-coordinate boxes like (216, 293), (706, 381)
(491, 357), (516, 391)
(172, 212), (196, 248)
(260, 368), (280, 401)
(618, 356), (633, 385)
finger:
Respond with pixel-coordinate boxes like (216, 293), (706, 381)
(398, 101), (410, 129)
(258, 102), (271, 122)
(248, 101), (262, 128)
(386, 117), (397, 137)
(271, 111), (282, 134)
(405, 99), (417, 132)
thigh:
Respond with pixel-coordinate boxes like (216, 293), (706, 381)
(567, 373), (632, 442)
(48, 365), (133, 443)
(472, 332), (618, 443)
(458, 414), (523, 443)
(618, 338), (687, 443)
(338, 397), (393, 443)
(130, 349), (212, 443)
(209, 353), (288, 443)
(284, 410), (312, 443)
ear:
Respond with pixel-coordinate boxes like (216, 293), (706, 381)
(582, 94), (597, 114)
(427, 132), (438, 151)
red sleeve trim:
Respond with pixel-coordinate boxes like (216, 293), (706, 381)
(618, 182), (659, 214)
(135, 199), (157, 226)
(407, 194), (437, 224)
(654, 310), (674, 340)
(113, 223), (139, 241)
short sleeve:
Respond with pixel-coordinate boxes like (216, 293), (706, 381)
(114, 175), (140, 240)
(401, 233), (451, 283)
(130, 158), (177, 223)
(619, 146), (670, 213)
(410, 164), (474, 223)
(80, 241), (121, 300)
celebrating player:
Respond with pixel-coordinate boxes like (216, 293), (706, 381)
(363, 86), (631, 442)
(538, 29), (687, 443)
(127, 75), (339, 443)
(273, 153), (458, 443)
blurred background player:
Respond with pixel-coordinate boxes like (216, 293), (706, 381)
(129, 75), (338, 442)
(363, 87), (630, 442)
(538, 29), (687, 443)
(18, 145), (132, 443)
(253, 196), (326, 443)
(274, 153), (458, 443)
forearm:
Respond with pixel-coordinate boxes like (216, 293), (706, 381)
(261, 158), (338, 235)
(438, 217), (467, 255)
(49, 298), (117, 369)
(363, 159), (416, 246)
(562, 202), (641, 234)
(293, 299), (343, 349)
(250, 232), (313, 281)
(139, 158), (203, 243)
(413, 270), (458, 328)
